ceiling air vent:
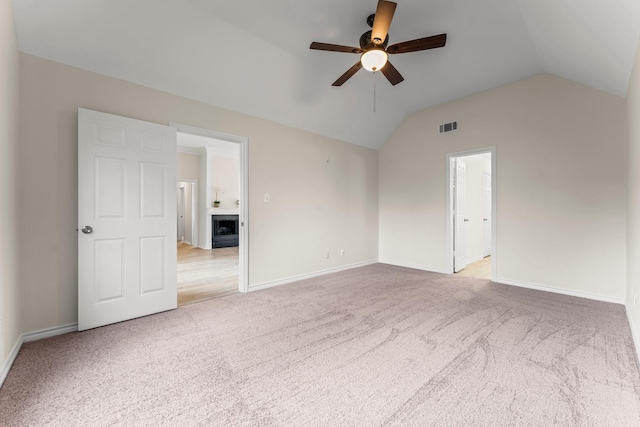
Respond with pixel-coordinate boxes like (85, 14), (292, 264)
(439, 121), (458, 134)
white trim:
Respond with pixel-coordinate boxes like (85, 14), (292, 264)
(378, 260), (450, 275)
(0, 323), (77, 388)
(248, 260), (378, 292)
(176, 146), (206, 155)
(176, 179), (198, 248)
(170, 122), (249, 294)
(625, 305), (640, 365)
(170, 122), (247, 144)
(239, 137), (249, 293)
(0, 335), (22, 388)
(497, 277), (624, 305)
(23, 323), (78, 343)
(178, 142), (238, 159)
(446, 147), (497, 282)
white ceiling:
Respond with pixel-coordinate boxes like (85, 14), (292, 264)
(11, 0), (640, 149)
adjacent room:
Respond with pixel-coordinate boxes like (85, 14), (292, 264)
(175, 131), (242, 305)
(2, 0), (640, 425)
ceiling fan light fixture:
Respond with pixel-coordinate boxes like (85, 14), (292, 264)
(361, 48), (388, 72)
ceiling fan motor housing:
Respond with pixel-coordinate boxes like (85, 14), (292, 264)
(359, 30), (389, 50)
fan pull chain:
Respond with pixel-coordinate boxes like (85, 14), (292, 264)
(373, 70), (377, 113)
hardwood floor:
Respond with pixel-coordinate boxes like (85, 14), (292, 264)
(455, 256), (491, 279)
(177, 242), (239, 306)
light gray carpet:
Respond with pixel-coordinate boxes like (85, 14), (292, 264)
(1, 264), (640, 426)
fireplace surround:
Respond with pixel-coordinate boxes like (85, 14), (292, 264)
(211, 215), (239, 248)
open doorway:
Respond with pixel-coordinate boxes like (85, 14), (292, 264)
(177, 180), (197, 245)
(446, 147), (496, 281)
(173, 123), (248, 305)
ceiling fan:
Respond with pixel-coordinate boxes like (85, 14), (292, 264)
(310, 0), (446, 87)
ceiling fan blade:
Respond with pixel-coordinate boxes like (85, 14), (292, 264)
(387, 33), (447, 54)
(332, 62), (363, 86)
(380, 61), (404, 86)
(371, 1), (397, 45)
(310, 42), (362, 54)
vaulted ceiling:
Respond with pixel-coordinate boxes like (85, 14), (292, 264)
(11, 0), (640, 149)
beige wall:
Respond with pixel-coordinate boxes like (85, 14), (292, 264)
(18, 53), (379, 333)
(210, 155), (239, 208)
(627, 40), (640, 347)
(0, 0), (21, 371)
(380, 73), (627, 301)
(177, 152), (199, 181)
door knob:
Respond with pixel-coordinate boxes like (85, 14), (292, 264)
(483, 218), (488, 221)
(81, 226), (93, 234)
(464, 218), (469, 222)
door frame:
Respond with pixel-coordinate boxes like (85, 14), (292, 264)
(446, 146), (496, 281)
(170, 122), (249, 293)
(453, 158), (467, 273)
(177, 179), (198, 246)
(482, 171), (492, 258)
(177, 184), (186, 241)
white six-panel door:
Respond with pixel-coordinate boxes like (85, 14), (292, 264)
(78, 108), (177, 331)
(483, 172), (492, 258)
(454, 159), (467, 272)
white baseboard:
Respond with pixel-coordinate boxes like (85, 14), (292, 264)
(0, 323), (77, 388)
(626, 304), (640, 366)
(248, 260), (378, 292)
(23, 323), (78, 343)
(378, 259), (450, 275)
(0, 335), (23, 389)
(497, 277), (625, 305)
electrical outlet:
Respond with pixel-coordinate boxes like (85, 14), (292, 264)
(326, 251), (330, 259)
(340, 249), (345, 256)
(264, 194), (270, 203)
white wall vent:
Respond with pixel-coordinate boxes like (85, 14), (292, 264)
(439, 121), (458, 134)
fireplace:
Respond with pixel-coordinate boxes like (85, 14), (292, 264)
(212, 215), (239, 248)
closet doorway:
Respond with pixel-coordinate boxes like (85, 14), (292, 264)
(446, 147), (496, 281)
